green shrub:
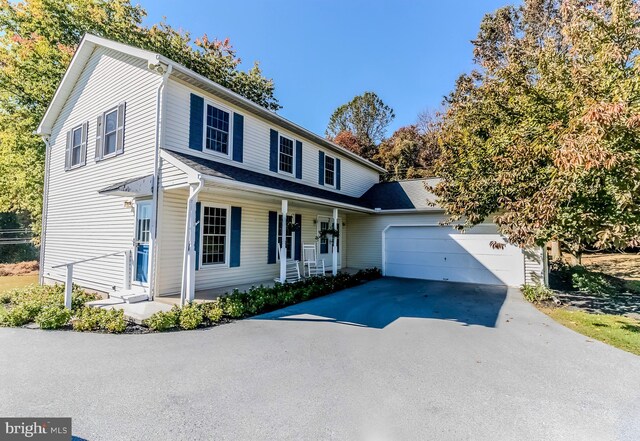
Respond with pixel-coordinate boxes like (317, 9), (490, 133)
(222, 296), (246, 319)
(521, 284), (554, 303)
(571, 266), (616, 296)
(35, 305), (71, 329)
(100, 309), (127, 333)
(2, 300), (43, 326)
(201, 301), (224, 323)
(72, 307), (103, 331)
(179, 303), (203, 330)
(0, 292), (11, 304)
(144, 306), (180, 332)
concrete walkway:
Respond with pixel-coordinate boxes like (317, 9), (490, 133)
(1, 278), (639, 440)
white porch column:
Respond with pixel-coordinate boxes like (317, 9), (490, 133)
(181, 179), (203, 305)
(332, 208), (338, 276)
(280, 199), (288, 283)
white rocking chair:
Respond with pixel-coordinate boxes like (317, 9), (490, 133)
(275, 247), (301, 283)
(303, 244), (326, 277)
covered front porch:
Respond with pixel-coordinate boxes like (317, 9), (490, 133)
(154, 164), (369, 304)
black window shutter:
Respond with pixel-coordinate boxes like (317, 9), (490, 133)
(230, 206), (242, 267)
(195, 202), (201, 270)
(294, 214), (302, 261)
(232, 113), (244, 162)
(269, 129), (278, 172)
(336, 158), (341, 190)
(295, 140), (302, 179)
(318, 151), (325, 185)
(189, 94), (204, 151)
(267, 210), (277, 264)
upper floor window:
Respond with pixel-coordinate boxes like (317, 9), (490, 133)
(202, 205), (228, 265)
(279, 135), (294, 174)
(65, 122), (87, 170)
(324, 155), (336, 186)
(95, 102), (126, 161)
(103, 108), (118, 156)
(205, 104), (230, 155)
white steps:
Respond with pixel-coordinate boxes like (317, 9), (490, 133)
(111, 290), (149, 304)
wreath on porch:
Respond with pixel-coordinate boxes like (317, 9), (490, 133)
(316, 226), (340, 241)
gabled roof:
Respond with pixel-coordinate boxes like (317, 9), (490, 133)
(37, 34), (386, 174)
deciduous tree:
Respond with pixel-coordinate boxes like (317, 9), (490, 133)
(326, 91), (394, 159)
(433, 0), (640, 256)
(0, 0), (280, 237)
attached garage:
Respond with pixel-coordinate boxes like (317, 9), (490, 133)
(383, 225), (526, 286)
(348, 179), (546, 287)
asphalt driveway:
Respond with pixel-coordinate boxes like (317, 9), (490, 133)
(1, 278), (639, 440)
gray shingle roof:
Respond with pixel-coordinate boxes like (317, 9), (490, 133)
(164, 150), (443, 211)
(360, 179), (442, 210)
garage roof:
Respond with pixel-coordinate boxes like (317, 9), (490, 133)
(360, 179), (442, 211)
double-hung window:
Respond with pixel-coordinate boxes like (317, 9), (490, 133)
(324, 155), (336, 186)
(70, 125), (83, 167)
(103, 108), (118, 157)
(278, 135), (294, 174)
(202, 206), (228, 265)
(205, 104), (230, 155)
(96, 102), (125, 161)
(277, 214), (293, 259)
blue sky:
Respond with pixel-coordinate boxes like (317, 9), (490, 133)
(144, 0), (512, 136)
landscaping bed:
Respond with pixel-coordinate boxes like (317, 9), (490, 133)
(0, 268), (381, 334)
(522, 259), (640, 356)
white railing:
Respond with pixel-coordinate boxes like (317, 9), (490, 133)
(51, 249), (131, 309)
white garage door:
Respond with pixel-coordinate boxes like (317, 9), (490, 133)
(383, 225), (525, 286)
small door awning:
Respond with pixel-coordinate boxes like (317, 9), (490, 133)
(98, 175), (153, 197)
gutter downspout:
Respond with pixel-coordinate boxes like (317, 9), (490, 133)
(148, 63), (172, 300)
(38, 135), (52, 285)
(180, 177), (204, 305)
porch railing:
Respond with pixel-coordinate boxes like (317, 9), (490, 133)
(51, 249), (131, 309)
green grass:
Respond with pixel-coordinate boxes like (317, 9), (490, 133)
(0, 274), (39, 293)
(541, 307), (640, 356)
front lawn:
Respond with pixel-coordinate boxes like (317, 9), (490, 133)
(540, 307), (640, 356)
(0, 274), (39, 292)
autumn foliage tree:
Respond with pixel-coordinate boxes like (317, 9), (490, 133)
(326, 91), (395, 160)
(433, 0), (640, 257)
(375, 122), (440, 181)
(0, 0), (279, 237)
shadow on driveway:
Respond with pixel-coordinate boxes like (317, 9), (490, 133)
(252, 277), (508, 329)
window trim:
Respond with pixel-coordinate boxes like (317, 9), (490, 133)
(101, 106), (119, 159)
(276, 212), (296, 261)
(68, 124), (84, 170)
(277, 134), (296, 176)
(202, 100), (233, 159)
(199, 203), (231, 268)
(324, 154), (336, 188)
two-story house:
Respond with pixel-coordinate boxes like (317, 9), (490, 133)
(36, 34), (545, 304)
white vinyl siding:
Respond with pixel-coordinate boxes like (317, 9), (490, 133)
(155, 188), (347, 296)
(163, 78), (380, 197)
(42, 46), (161, 293)
(347, 212), (544, 285)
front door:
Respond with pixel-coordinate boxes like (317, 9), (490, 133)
(317, 216), (341, 268)
(134, 200), (151, 285)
